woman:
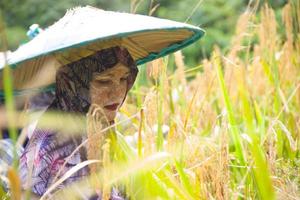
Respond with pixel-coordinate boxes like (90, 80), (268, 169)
(19, 46), (138, 199)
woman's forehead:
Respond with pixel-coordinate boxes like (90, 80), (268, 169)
(94, 63), (130, 78)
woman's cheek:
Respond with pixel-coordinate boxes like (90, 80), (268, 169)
(115, 82), (128, 100)
(90, 87), (106, 107)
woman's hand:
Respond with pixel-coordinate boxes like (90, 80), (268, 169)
(86, 104), (110, 173)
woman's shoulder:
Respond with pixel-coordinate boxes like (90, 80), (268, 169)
(19, 128), (87, 196)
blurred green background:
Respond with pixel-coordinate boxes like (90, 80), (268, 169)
(0, 0), (287, 67)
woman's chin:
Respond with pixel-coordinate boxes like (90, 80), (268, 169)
(104, 110), (117, 122)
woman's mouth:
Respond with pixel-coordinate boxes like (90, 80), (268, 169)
(104, 103), (120, 111)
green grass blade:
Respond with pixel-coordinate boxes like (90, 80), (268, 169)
(0, 13), (18, 169)
(214, 53), (245, 165)
(239, 82), (275, 200)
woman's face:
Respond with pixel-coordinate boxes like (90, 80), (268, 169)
(90, 63), (130, 121)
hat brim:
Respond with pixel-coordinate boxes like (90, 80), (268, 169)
(0, 7), (205, 96)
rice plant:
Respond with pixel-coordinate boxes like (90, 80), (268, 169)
(1, 1), (299, 200)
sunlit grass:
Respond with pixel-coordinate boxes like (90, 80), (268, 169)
(1, 1), (299, 200)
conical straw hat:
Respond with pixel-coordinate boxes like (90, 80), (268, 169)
(0, 6), (204, 96)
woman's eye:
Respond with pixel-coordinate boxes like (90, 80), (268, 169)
(97, 80), (111, 84)
(121, 77), (128, 82)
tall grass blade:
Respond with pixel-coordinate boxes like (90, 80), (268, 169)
(7, 167), (21, 200)
(239, 79), (275, 199)
(214, 52), (245, 165)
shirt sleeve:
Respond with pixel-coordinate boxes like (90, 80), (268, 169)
(19, 129), (86, 196)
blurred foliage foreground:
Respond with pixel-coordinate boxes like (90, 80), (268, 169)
(1, 1), (300, 200)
